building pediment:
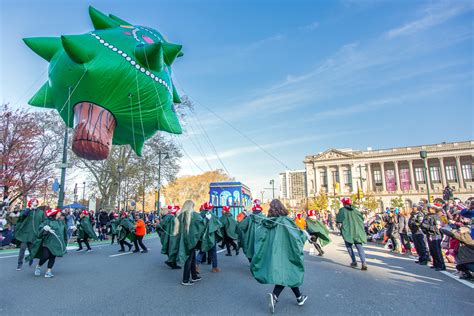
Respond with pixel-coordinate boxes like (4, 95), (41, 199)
(314, 149), (353, 161)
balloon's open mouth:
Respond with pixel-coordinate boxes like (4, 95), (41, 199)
(72, 102), (116, 160)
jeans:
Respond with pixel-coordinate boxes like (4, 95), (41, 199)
(38, 246), (56, 269)
(18, 241), (33, 265)
(344, 241), (366, 264)
(273, 285), (301, 298)
(197, 245), (218, 268)
(134, 235), (147, 251)
(67, 227), (74, 241)
(412, 233), (429, 262)
(428, 238), (445, 269)
(183, 248), (198, 282)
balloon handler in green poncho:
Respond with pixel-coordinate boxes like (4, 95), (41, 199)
(237, 199), (266, 263)
(336, 197), (368, 271)
(157, 205), (182, 269)
(108, 212), (120, 244)
(305, 209), (331, 256)
(218, 206), (239, 256)
(173, 200), (206, 286)
(15, 198), (45, 271)
(28, 208), (68, 278)
(196, 202), (223, 273)
(251, 199), (308, 314)
(117, 212), (135, 252)
(76, 210), (98, 252)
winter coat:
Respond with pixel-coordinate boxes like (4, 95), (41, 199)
(14, 208), (45, 243)
(78, 217), (98, 240)
(238, 212), (266, 260)
(117, 218), (136, 242)
(219, 213), (238, 240)
(306, 218), (331, 247)
(28, 217), (68, 259)
(199, 210), (223, 252)
(398, 215), (410, 234)
(441, 227), (474, 265)
(421, 214), (442, 238)
(176, 212), (206, 265)
(408, 211), (425, 234)
(336, 205), (367, 244)
(251, 216), (306, 287)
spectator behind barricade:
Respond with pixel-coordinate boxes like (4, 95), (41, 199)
(65, 209), (76, 241)
(441, 224), (474, 280)
(398, 208), (412, 255)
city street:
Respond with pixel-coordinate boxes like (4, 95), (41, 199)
(1, 234), (472, 315)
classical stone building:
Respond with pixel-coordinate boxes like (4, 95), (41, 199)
(304, 140), (474, 210)
(279, 170), (307, 207)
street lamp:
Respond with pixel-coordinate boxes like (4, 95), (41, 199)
(419, 150), (430, 202)
(117, 165), (124, 211)
(265, 180), (275, 200)
(156, 152), (169, 210)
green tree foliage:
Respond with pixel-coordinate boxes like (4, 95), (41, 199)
(308, 190), (328, 210)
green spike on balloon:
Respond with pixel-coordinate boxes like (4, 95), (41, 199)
(24, 6), (184, 161)
(23, 37), (61, 62)
(61, 35), (94, 63)
(89, 6), (120, 30)
(162, 43), (182, 65)
(134, 43), (164, 72)
(109, 14), (132, 26)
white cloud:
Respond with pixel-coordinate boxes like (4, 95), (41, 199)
(386, 1), (473, 39)
(299, 21), (319, 31)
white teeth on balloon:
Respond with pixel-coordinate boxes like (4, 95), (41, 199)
(89, 33), (172, 94)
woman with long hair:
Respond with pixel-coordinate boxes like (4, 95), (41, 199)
(398, 208), (412, 254)
(251, 199), (308, 314)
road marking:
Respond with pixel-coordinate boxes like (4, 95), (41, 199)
(0, 254), (19, 259)
(440, 271), (474, 289)
(217, 249), (226, 254)
(109, 252), (133, 257)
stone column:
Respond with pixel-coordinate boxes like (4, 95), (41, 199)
(394, 161), (401, 192)
(455, 156), (465, 189)
(350, 164), (357, 194)
(367, 163), (373, 192)
(438, 157), (447, 187)
(380, 162), (387, 192)
(409, 160), (416, 192)
(314, 165), (320, 194)
(337, 165), (342, 194)
(327, 166), (333, 195)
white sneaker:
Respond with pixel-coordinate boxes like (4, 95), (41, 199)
(44, 271), (54, 278)
(34, 267), (41, 276)
(268, 293), (277, 314)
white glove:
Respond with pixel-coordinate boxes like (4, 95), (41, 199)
(205, 213), (212, 220)
(43, 225), (52, 232)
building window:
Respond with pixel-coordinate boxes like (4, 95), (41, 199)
(343, 169), (352, 185)
(415, 167), (425, 183)
(320, 171), (327, 186)
(374, 170), (382, 185)
(430, 166), (441, 183)
(462, 164), (473, 181)
(445, 165), (457, 182)
(332, 171), (340, 184)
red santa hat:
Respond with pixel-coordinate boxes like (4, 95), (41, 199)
(222, 206), (230, 213)
(203, 202), (214, 210)
(27, 198), (39, 208)
(46, 208), (61, 217)
(307, 210), (316, 217)
(121, 211), (129, 217)
(296, 213), (302, 219)
(170, 205), (180, 215)
(253, 199), (261, 205)
(252, 204), (263, 212)
(81, 210), (89, 216)
(341, 197), (352, 206)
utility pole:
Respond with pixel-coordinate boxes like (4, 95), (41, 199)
(57, 124), (69, 209)
(260, 191), (265, 203)
(82, 181), (86, 204)
(117, 165), (124, 211)
(156, 151), (169, 210)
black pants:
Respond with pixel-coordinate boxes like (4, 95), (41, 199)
(111, 234), (116, 244)
(412, 233), (429, 262)
(224, 235), (237, 255)
(77, 236), (91, 250)
(183, 248), (198, 282)
(273, 285), (301, 298)
(120, 239), (132, 251)
(18, 241), (33, 265)
(428, 238), (445, 269)
(38, 247), (56, 269)
(134, 236), (147, 251)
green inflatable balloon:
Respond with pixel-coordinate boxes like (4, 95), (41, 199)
(24, 6), (183, 160)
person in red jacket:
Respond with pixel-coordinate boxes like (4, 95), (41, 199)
(133, 214), (148, 253)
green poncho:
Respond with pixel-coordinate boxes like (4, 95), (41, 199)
(336, 206), (367, 244)
(117, 217), (136, 242)
(158, 214), (180, 264)
(28, 217), (68, 259)
(237, 212), (265, 260)
(200, 211), (223, 252)
(176, 212), (205, 264)
(306, 218), (331, 247)
(219, 213), (238, 240)
(251, 216), (307, 288)
(78, 216), (98, 240)
(109, 218), (119, 235)
(14, 208), (45, 243)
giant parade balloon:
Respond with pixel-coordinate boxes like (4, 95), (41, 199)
(24, 6), (183, 160)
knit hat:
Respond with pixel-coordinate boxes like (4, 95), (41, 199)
(81, 210), (89, 216)
(46, 208), (60, 217)
(252, 204), (263, 212)
(307, 210), (316, 217)
(296, 213), (302, 219)
(203, 202), (214, 210)
(27, 198), (39, 208)
(222, 206), (230, 213)
(341, 197), (352, 205)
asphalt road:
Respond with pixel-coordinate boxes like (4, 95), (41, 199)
(1, 234), (472, 315)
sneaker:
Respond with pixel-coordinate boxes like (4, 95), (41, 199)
(297, 295), (308, 306)
(212, 267), (221, 273)
(350, 262), (358, 268)
(16, 263), (22, 271)
(191, 276), (202, 282)
(181, 281), (194, 286)
(44, 271), (54, 278)
(268, 293), (277, 314)
(361, 264), (368, 271)
(85, 249), (93, 253)
(34, 267), (41, 276)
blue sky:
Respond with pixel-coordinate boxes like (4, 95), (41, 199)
(1, 0), (473, 200)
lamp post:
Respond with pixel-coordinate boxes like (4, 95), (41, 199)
(117, 165), (124, 211)
(156, 152), (169, 210)
(420, 150), (430, 202)
(82, 181), (86, 205)
(265, 180), (275, 200)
